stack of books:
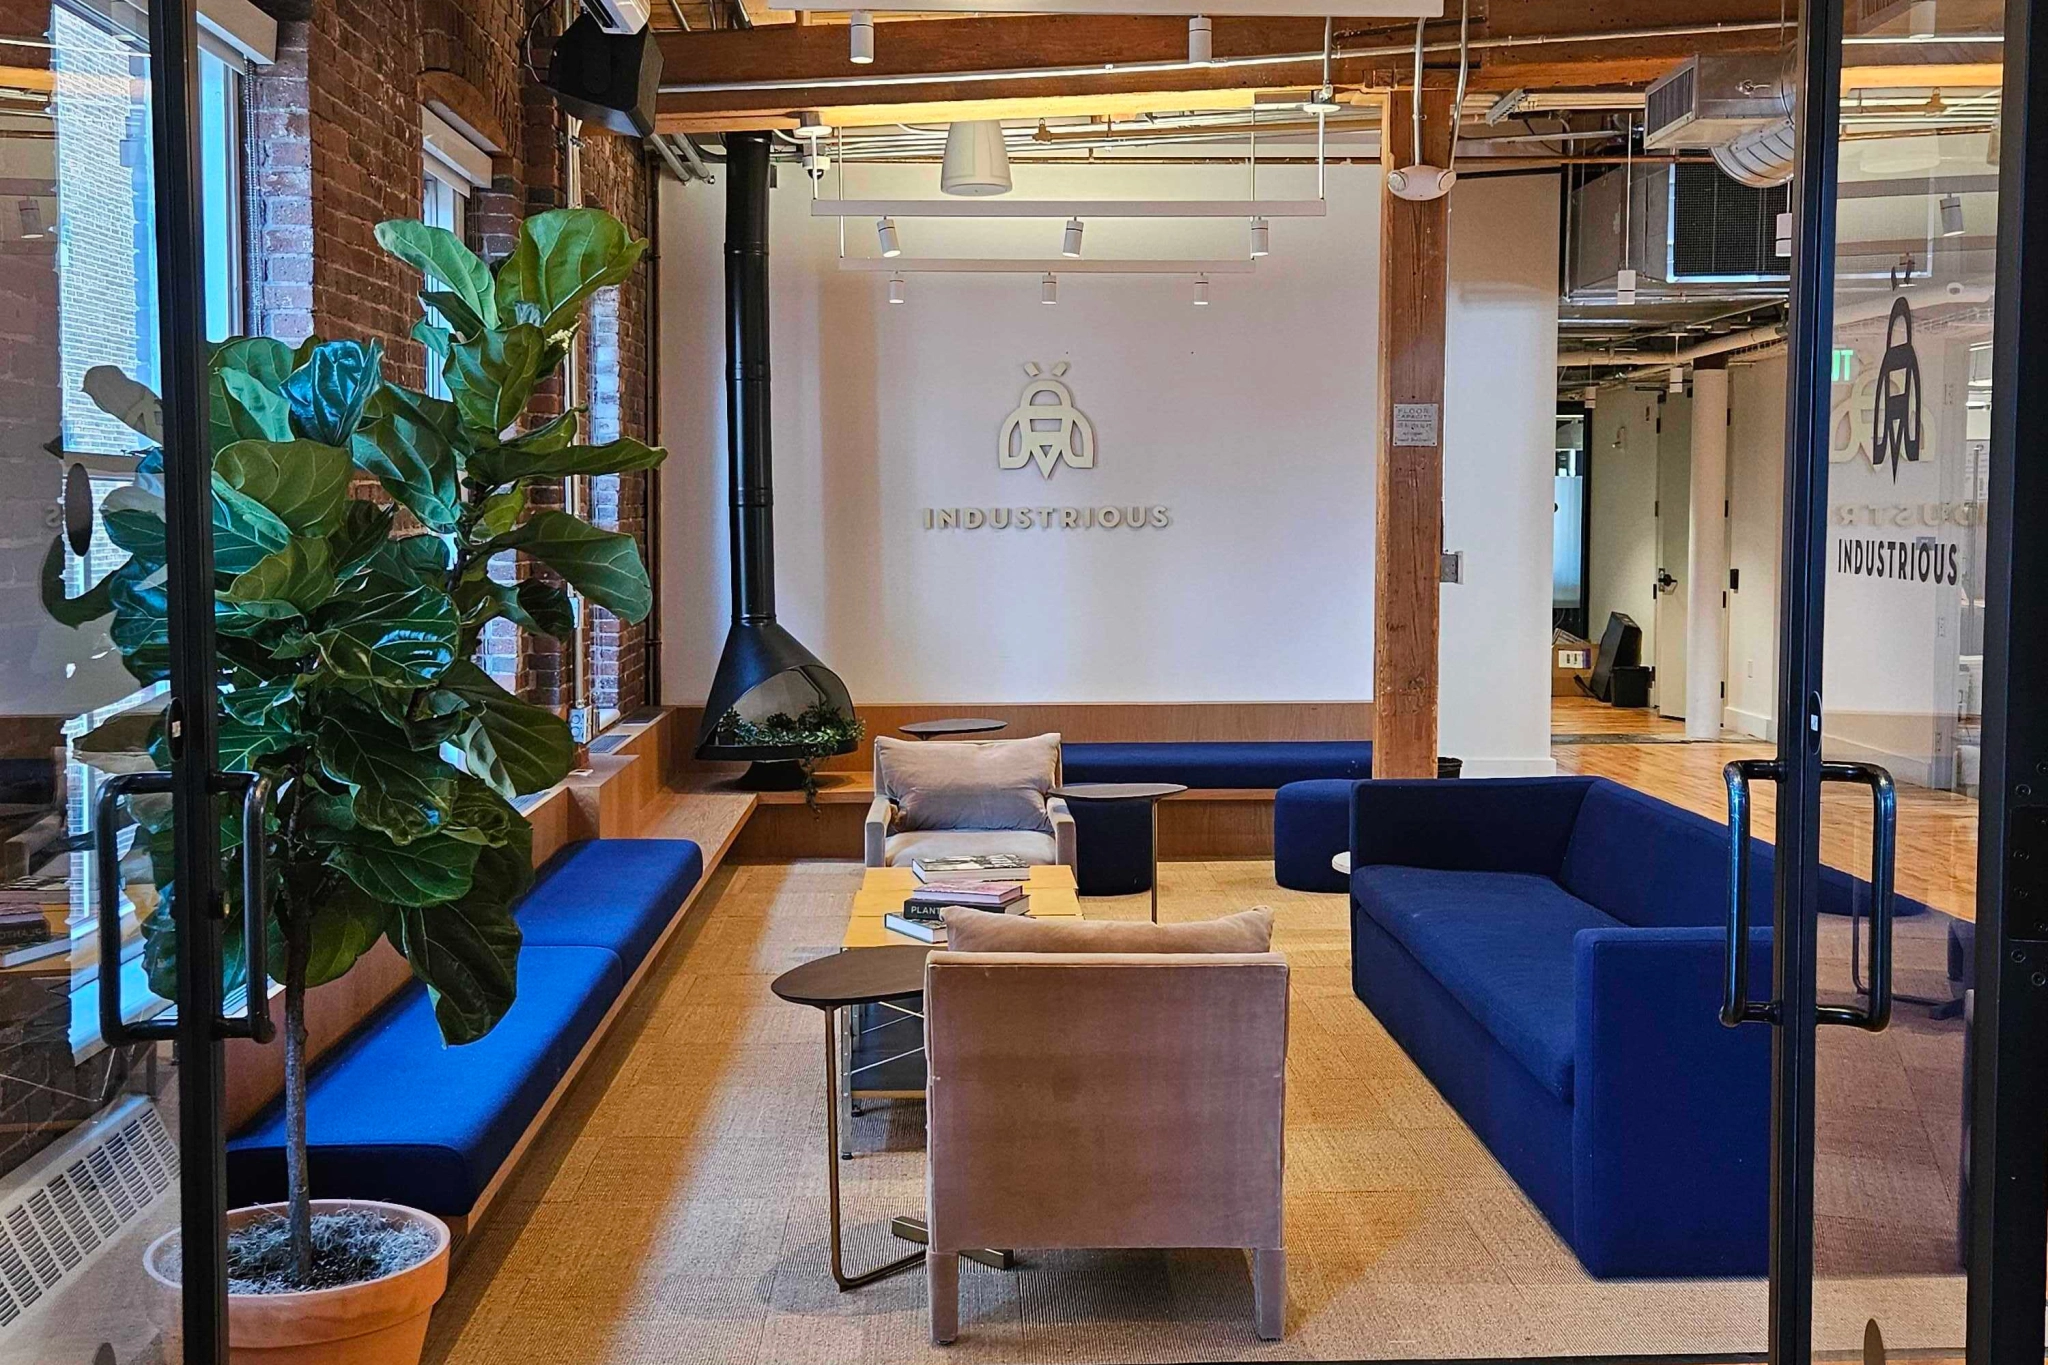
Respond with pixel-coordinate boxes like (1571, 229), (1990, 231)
(884, 878), (1028, 943)
(909, 853), (1032, 883)
(0, 872), (66, 963)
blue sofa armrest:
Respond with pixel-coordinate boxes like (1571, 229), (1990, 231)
(1349, 777), (1596, 878)
(1571, 926), (1773, 1277)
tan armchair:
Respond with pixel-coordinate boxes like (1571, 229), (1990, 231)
(922, 950), (1290, 1344)
(864, 733), (1076, 869)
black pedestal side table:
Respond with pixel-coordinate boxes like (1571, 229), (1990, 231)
(1049, 782), (1189, 923)
(899, 718), (1008, 740)
(770, 946), (1013, 1290)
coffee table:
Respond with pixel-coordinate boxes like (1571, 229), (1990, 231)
(837, 865), (1078, 1154)
(1049, 783), (1188, 923)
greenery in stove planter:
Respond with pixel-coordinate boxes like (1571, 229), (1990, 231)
(711, 701), (865, 800)
(44, 208), (663, 1289)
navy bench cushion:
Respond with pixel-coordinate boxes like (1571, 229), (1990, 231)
(1062, 740), (1374, 790)
(226, 945), (623, 1215)
(517, 839), (704, 970)
(1352, 865), (1621, 1101)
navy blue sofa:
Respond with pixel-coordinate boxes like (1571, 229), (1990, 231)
(1060, 741), (1375, 893)
(1347, 776), (1927, 1278)
(226, 839), (704, 1218)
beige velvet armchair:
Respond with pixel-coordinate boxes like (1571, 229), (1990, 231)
(864, 733), (1076, 869)
(922, 950), (1290, 1344)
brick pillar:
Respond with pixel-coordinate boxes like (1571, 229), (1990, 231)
(247, 21), (314, 343)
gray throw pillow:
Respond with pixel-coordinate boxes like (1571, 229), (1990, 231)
(875, 732), (1059, 833)
(942, 905), (1275, 954)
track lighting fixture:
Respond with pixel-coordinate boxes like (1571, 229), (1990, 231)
(1188, 16), (1212, 65)
(1774, 211), (1792, 258)
(888, 273), (905, 305)
(1041, 273), (1058, 305)
(1192, 274), (1210, 306)
(1248, 216), (1269, 258)
(1616, 267), (1637, 306)
(802, 143), (829, 180)
(1581, 384), (1598, 409)
(876, 216), (901, 257)
(849, 10), (873, 64)
(1940, 192), (1965, 237)
(1062, 217), (1084, 258)
(1667, 365), (1686, 394)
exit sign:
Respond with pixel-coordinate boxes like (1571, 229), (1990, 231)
(1832, 348), (1857, 382)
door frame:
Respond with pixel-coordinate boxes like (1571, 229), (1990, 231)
(148, 0), (235, 1359)
(1964, 0), (2048, 1357)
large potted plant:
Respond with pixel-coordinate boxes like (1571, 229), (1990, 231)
(45, 208), (662, 1364)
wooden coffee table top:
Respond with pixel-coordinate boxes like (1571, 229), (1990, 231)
(844, 864), (1080, 949)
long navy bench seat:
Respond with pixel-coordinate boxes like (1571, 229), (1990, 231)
(226, 838), (704, 1219)
(1347, 777), (1935, 1278)
(1061, 740), (1375, 790)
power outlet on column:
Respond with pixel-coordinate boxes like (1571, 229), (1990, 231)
(1439, 551), (1464, 585)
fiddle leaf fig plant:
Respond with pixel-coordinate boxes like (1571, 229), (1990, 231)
(44, 208), (662, 1288)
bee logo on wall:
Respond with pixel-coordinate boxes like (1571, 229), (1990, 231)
(1000, 361), (1095, 479)
(1870, 297), (1923, 483)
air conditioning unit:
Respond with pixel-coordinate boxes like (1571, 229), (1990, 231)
(1569, 162), (1790, 295)
(1642, 55), (1792, 151)
(587, 0), (652, 34)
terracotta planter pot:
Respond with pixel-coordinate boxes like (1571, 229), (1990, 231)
(145, 1199), (451, 1365)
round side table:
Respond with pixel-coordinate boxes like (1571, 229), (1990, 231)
(771, 946), (930, 1290)
(899, 718), (1008, 740)
(1049, 782), (1188, 923)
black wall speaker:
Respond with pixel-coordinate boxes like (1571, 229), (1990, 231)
(545, 14), (662, 139)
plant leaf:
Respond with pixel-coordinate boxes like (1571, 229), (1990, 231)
(475, 487), (525, 539)
(212, 336), (297, 391)
(456, 719), (517, 802)
(283, 884), (389, 989)
(376, 220), (499, 332)
(311, 585), (459, 690)
(412, 319), (452, 359)
(333, 830), (480, 908)
(394, 838), (528, 1044)
(494, 208), (646, 335)
(439, 660), (575, 794)
(283, 340), (385, 446)
(446, 324), (545, 434)
(101, 486), (168, 571)
(468, 435), (665, 487)
(82, 365), (164, 444)
(214, 439), (353, 537)
(514, 579), (577, 639)
(41, 539), (122, 626)
(495, 511), (652, 623)
(211, 476), (293, 575)
(328, 499), (398, 578)
(74, 710), (163, 776)
(314, 705), (457, 843)
(223, 538), (337, 619)
(219, 369), (295, 442)
(351, 390), (461, 531)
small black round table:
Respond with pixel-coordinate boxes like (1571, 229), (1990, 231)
(899, 718), (1008, 740)
(772, 946), (929, 1290)
(1049, 782), (1188, 923)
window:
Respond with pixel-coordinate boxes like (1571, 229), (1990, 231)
(421, 108), (491, 400)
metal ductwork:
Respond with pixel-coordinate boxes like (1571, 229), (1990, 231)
(694, 132), (857, 787)
(1644, 53), (1796, 188)
(1712, 118), (1797, 188)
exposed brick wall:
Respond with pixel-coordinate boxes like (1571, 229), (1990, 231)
(244, 0), (657, 715)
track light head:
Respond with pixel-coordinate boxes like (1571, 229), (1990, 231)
(1041, 272), (1058, 305)
(849, 10), (873, 64)
(1062, 217), (1084, 258)
(876, 216), (901, 258)
(1192, 274), (1210, 306)
(1248, 215), (1270, 258)
(1188, 15), (1213, 65)
(888, 273), (905, 305)
(1940, 192), (1965, 237)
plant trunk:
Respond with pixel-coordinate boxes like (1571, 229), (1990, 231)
(283, 926), (312, 1286)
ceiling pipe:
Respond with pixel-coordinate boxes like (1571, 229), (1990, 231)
(1556, 322), (1786, 372)
(657, 19), (1793, 96)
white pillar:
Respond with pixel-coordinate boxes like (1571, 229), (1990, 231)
(1685, 365), (1730, 740)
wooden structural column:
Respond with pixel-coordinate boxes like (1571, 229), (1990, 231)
(1372, 85), (1456, 779)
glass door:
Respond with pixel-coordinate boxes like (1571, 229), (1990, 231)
(1742, 0), (2013, 1359)
(0, 0), (240, 1361)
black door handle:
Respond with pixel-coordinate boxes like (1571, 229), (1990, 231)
(1722, 759), (1783, 1027)
(94, 769), (275, 1045)
(1824, 761), (1896, 1033)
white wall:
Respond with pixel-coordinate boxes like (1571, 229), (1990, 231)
(658, 161), (1558, 770)
(1441, 173), (1560, 773)
(1725, 354), (1785, 739)
(1586, 387), (1661, 663)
